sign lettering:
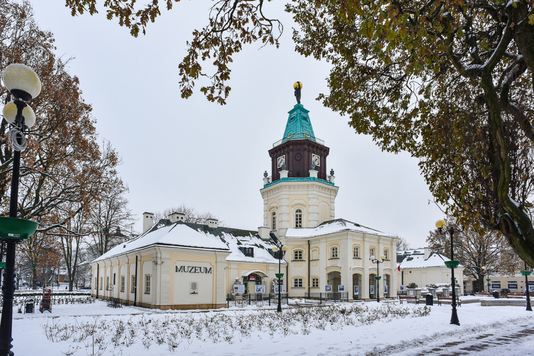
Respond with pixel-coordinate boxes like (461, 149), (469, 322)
(175, 265), (213, 274)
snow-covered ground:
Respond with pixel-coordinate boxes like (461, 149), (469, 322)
(10, 296), (534, 356)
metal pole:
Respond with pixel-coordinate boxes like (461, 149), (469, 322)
(277, 251), (282, 312)
(449, 227), (460, 325)
(377, 261), (380, 303)
(0, 101), (25, 356)
(525, 262), (532, 311)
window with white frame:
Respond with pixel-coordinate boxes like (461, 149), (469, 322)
(272, 211), (276, 230)
(491, 281), (501, 289)
(312, 278), (319, 288)
(293, 249), (303, 261)
(508, 281), (518, 290)
(145, 274), (151, 294)
(106, 276), (110, 290)
(383, 249), (389, 260)
(293, 278), (303, 288)
(353, 246), (360, 258)
(120, 276), (125, 292)
(331, 246), (339, 258)
(311, 248), (319, 260)
(370, 247), (376, 258)
(100, 277), (103, 290)
(295, 209), (303, 228)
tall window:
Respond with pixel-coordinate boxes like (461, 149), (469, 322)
(106, 276), (110, 290)
(145, 274), (151, 294)
(293, 278), (303, 288)
(353, 246), (360, 258)
(272, 211), (277, 230)
(120, 276), (125, 292)
(295, 209), (302, 228)
(370, 248), (376, 258)
(294, 250), (303, 261)
(100, 277), (103, 290)
(331, 246), (339, 258)
(383, 249), (389, 260)
(131, 275), (136, 293)
(312, 278), (319, 288)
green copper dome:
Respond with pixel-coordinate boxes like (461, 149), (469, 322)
(282, 104), (316, 143)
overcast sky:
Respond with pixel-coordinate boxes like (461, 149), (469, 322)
(28, 1), (443, 248)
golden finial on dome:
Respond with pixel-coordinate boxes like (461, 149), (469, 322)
(294, 81), (302, 104)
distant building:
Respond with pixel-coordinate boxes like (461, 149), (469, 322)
(397, 248), (464, 290)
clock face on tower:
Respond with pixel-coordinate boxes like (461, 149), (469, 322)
(277, 155), (286, 169)
(312, 154), (320, 167)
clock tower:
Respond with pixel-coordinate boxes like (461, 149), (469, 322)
(260, 82), (339, 237)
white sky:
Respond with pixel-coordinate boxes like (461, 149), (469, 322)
(28, 1), (443, 248)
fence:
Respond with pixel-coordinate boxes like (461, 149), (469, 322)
(226, 293), (288, 308)
(304, 292), (349, 303)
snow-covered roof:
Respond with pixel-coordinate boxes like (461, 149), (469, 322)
(285, 218), (393, 238)
(93, 220), (280, 265)
(399, 253), (457, 269)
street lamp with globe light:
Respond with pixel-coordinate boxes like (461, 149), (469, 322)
(436, 219), (461, 326)
(0, 63), (41, 356)
(271, 245), (288, 312)
(371, 255), (386, 302)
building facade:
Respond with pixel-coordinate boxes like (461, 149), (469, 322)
(91, 86), (400, 307)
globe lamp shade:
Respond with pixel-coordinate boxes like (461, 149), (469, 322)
(435, 220), (446, 229)
(2, 63), (41, 101)
(2, 102), (36, 128)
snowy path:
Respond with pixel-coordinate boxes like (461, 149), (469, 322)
(376, 316), (534, 356)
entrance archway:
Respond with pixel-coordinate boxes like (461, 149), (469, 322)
(243, 273), (263, 294)
(384, 274), (390, 298)
(352, 273), (362, 300)
(327, 271), (341, 292)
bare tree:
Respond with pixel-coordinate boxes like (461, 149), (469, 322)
(156, 204), (223, 226)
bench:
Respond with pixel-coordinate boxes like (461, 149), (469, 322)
(437, 296), (461, 307)
(398, 295), (419, 304)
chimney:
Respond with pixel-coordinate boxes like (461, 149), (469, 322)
(258, 226), (270, 240)
(207, 219), (218, 228)
(169, 212), (185, 223)
(143, 212), (154, 233)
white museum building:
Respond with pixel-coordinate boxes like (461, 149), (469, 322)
(91, 89), (400, 309)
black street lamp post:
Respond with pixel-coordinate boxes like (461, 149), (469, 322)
(371, 255), (386, 303)
(436, 220), (460, 326)
(521, 262), (532, 312)
(272, 245), (287, 312)
(0, 64), (41, 356)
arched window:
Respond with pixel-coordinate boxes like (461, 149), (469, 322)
(295, 209), (302, 228)
(383, 248), (389, 260)
(331, 246), (339, 258)
(272, 211), (277, 231)
(370, 247), (376, 258)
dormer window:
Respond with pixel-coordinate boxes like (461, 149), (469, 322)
(240, 247), (254, 257)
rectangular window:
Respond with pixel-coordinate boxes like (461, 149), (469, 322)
(243, 247), (254, 257)
(100, 277), (103, 290)
(145, 274), (151, 294)
(106, 276), (110, 290)
(294, 250), (303, 260)
(120, 276), (125, 292)
(491, 281), (501, 289)
(113, 273), (116, 285)
(312, 278), (319, 288)
(293, 278), (303, 288)
(508, 281), (518, 290)
(331, 247), (339, 258)
(353, 247), (360, 258)
(131, 275), (136, 293)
